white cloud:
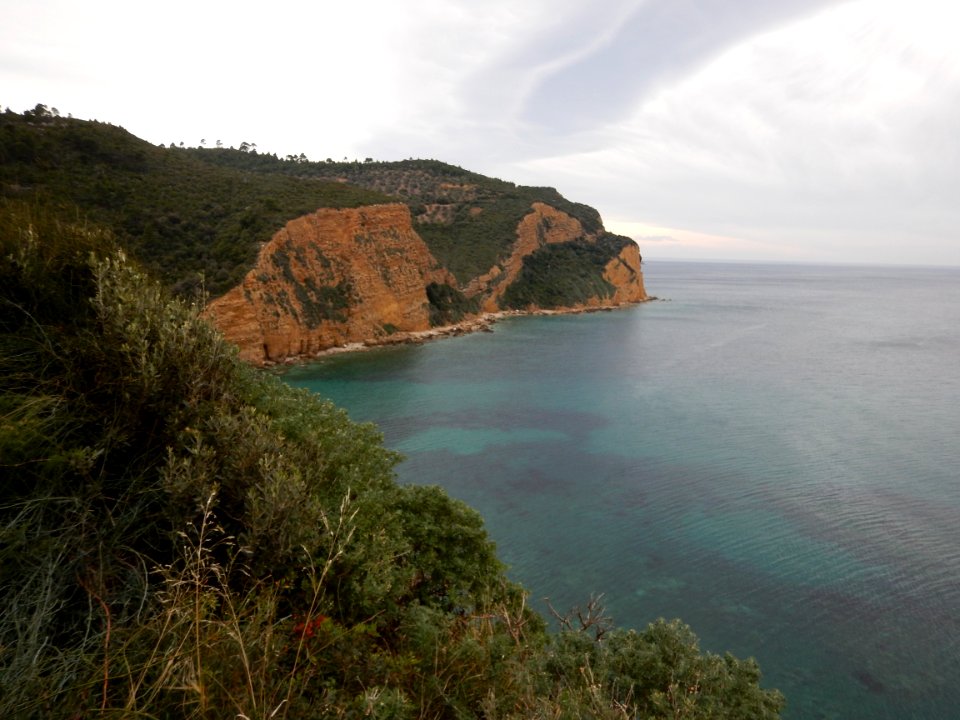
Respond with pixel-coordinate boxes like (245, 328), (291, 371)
(511, 0), (960, 264)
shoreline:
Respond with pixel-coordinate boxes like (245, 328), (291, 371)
(267, 298), (657, 368)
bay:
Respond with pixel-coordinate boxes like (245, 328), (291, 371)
(282, 261), (960, 720)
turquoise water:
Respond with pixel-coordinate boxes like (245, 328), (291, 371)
(283, 261), (960, 719)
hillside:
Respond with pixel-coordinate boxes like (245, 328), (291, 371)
(0, 106), (392, 296)
(1, 107), (647, 363)
(182, 150), (613, 286)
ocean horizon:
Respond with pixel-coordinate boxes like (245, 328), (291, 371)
(283, 260), (960, 720)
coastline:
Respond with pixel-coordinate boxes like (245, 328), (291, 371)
(266, 299), (657, 367)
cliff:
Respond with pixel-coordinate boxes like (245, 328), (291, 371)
(467, 202), (647, 312)
(204, 204), (454, 364)
(603, 241), (648, 304)
(205, 201), (647, 365)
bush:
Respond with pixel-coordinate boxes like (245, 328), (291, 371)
(425, 282), (479, 326)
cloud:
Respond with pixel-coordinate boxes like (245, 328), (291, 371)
(636, 235), (677, 243)
(363, 0), (849, 166)
(515, 0), (847, 135)
(605, 220), (805, 261)
(507, 0), (960, 264)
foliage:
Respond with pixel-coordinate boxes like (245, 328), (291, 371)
(0, 111), (392, 296)
(425, 282), (480, 326)
(500, 234), (632, 309)
(0, 177), (781, 719)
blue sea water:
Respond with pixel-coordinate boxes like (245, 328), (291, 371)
(283, 261), (960, 719)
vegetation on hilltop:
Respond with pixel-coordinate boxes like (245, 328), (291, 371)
(0, 199), (784, 717)
(183, 149), (609, 286)
(0, 106), (392, 296)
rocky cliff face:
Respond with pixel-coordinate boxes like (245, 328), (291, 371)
(602, 241), (648, 305)
(205, 201), (647, 365)
(204, 204), (453, 364)
(466, 202), (647, 311)
(465, 202), (589, 311)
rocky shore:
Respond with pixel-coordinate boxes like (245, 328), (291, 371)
(267, 301), (655, 367)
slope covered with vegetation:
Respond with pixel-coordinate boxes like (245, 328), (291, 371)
(1, 107), (636, 312)
(0, 106), (392, 296)
(0, 198), (784, 717)
(182, 151), (611, 287)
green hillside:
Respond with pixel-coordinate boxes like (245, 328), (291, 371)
(0, 106), (392, 296)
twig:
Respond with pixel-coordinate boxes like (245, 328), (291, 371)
(77, 573), (112, 713)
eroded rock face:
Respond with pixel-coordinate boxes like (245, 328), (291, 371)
(465, 202), (647, 311)
(603, 241), (648, 305)
(204, 201), (648, 365)
(464, 202), (591, 311)
(204, 204), (452, 364)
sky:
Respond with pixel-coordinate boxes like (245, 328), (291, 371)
(2, 0), (959, 266)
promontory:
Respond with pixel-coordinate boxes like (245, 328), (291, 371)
(0, 110), (648, 365)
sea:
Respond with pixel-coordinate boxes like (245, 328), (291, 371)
(282, 261), (960, 720)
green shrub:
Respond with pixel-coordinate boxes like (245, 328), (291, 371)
(425, 282), (480, 326)
(0, 199), (524, 717)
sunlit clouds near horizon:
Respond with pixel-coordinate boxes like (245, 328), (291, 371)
(2, 0), (958, 265)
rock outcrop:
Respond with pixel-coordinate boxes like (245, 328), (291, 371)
(602, 241), (648, 305)
(204, 204), (453, 364)
(465, 202), (588, 311)
(205, 201), (647, 366)
(466, 202), (647, 311)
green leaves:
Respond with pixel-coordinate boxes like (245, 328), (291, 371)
(542, 620), (786, 720)
(425, 282), (479, 326)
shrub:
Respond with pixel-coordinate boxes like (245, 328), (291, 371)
(425, 282), (479, 326)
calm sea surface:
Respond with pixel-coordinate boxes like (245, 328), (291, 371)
(283, 261), (960, 719)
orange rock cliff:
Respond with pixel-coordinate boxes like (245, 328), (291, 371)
(204, 202), (647, 365)
(465, 202), (647, 311)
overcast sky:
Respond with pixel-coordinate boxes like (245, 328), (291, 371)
(3, 0), (959, 266)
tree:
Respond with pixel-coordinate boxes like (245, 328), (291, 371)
(24, 103), (52, 120)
